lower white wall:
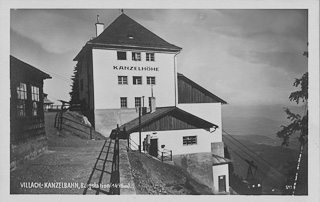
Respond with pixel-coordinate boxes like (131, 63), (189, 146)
(130, 128), (220, 155)
(212, 164), (230, 194)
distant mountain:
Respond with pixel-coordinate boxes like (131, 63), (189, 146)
(222, 116), (301, 150)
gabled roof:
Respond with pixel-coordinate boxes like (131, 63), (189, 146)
(178, 73), (227, 104)
(10, 55), (51, 80)
(75, 13), (181, 61)
(117, 106), (217, 134)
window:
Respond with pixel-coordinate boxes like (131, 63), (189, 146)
(183, 136), (197, 145)
(118, 76), (128, 85)
(133, 76), (142, 85)
(120, 97), (127, 108)
(146, 76), (156, 85)
(31, 86), (39, 101)
(135, 97), (141, 108)
(31, 86), (39, 116)
(132, 52), (141, 61)
(17, 83), (27, 117)
(117, 51), (127, 60)
(146, 53), (155, 61)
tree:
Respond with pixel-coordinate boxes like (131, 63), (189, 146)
(277, 54), (308, 147)
(69, 64), (80, 104)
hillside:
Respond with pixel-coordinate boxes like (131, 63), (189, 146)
(224, 134), (308, 195)
(128, 151), (213, 195)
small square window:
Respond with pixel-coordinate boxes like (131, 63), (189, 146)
(135, 97), (141, 108)
(120, 97), (127, 108)
(132, 52), (141, 61)
(117, 51), (127, 60)
(118, 76), (128, 85)
(147, 76), (156, 85)
(183, 136), (197, 145)
(146, 53), (155, 61)
(133, 76), (142, 85)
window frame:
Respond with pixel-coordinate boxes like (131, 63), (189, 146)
(146, 53), (155, 61)
(183, 136), (197, 146)
(133, 76), (142, 85)
(120, 97), (127, 108)
(16, 83), (27, 117)
(117, 51), (127, 60)
(132, 52), (141, 61)
(135, 97), (142, 108)
(146, 76), (156, 85)
(118, 76), (128, 85)
(31, 85), (40, 116)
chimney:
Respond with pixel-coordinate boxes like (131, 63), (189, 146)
(95, 15), (104, 37)
(150, 97), (156, 113)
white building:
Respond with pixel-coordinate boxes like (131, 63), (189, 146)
(75, 12), (230, 194)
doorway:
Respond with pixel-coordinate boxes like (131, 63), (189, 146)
(149, 139), (158, 157)
(218, 175), (226, 192)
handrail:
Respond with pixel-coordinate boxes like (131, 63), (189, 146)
(128, 137), (172, 162)
(54, 111), (94, 139)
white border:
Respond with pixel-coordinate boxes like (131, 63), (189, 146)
(1, 0), (319, 202)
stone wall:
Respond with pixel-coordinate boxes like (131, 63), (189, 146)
(119, 139), (136, 194)
(172, 152), (213, 192)
(10, 134), (47, 171)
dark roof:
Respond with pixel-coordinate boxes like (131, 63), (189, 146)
(44, 97), (54, 104)
(10, 55), (51, 80)
(118, 106), (217, 134)
(75, 13), (181, 60)
(212, 154), (233, 166)
(177, 73), (227, 104)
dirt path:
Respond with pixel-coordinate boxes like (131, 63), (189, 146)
(10, 113), (106, 194)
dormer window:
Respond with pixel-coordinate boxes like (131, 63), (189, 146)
(128, 34), (134, 40)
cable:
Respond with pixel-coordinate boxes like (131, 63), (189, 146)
(222, 134), (285, 178)
(223, 130), (287, 177)
(226, 143), (282, 187)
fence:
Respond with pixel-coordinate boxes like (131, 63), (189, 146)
(109, 128), (120, 195)
(127, 137), (172, 163)
(54, 111), (94, 140)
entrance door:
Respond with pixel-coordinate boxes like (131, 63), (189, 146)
(149, 139), (158, 157)
(218, 175), (226, 192)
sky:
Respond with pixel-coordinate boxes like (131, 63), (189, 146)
(9, 9), (309, 120)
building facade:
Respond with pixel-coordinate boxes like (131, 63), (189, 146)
(75, 12), (230, 194)
(10, 55), (51, 170)
(74, 13), (181, 135)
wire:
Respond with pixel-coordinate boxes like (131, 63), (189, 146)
(223, 130), (287, 177)
(226, 143), (282, 187)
